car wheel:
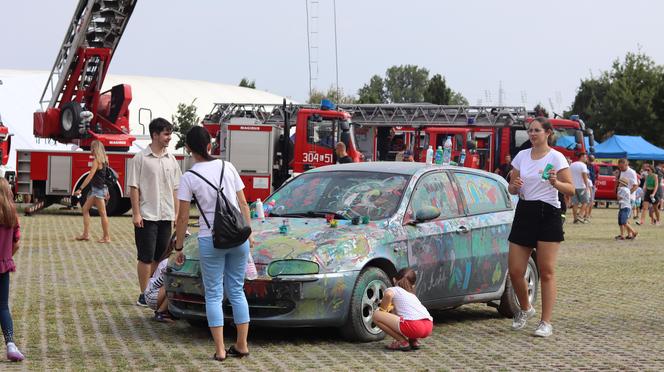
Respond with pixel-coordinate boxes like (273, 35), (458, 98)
(497, 257), (539, 318)
(340, 267), (390, 342)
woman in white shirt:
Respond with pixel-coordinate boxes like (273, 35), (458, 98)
(174, 126), (254, 361)
(507, 117), (574, 338)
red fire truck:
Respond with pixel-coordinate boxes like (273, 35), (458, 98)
(0, 116), (16, 187)
(14, 0), (172, 215)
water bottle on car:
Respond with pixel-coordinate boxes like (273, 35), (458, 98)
(442, 136), (452, 165)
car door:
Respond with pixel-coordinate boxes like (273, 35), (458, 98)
(404, 171), (470, 305)
(452, 171), (512, 295)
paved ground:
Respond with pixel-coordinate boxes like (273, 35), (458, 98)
(2, 207), (663, 371)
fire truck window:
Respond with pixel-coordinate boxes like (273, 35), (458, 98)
(514, 129), (528, 148)
(308, 118), (336, 149)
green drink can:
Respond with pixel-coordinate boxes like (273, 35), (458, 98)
(541, 163), (554, 181)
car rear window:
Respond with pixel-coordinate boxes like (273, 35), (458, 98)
(454, 172), (509, 214)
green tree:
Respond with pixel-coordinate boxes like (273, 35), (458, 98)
(384, 64), (429, 103)
(357, 75), (386, 103)
(307, 86), (356, 104)
(570, 51), (664, 145)
(239, 78), (256, 89)
(423, 74), (469, 105)
(533, 104), (549, 118)
(171, 99), (200, 149)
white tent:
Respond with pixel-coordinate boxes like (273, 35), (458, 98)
(0, 69), (290, 170)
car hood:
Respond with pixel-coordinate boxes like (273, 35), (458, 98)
(172, 217), (387, 275)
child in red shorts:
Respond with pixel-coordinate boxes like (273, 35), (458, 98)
(372, 268), (433, 351)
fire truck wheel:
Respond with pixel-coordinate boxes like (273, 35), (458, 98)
(60, 102), (83, 140)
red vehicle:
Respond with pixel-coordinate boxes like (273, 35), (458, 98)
(15, 0), (187, 215)
(594, 162), (619, 201)
(0, 119), (16, 188)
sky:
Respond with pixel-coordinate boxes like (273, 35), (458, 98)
(2, 0), (664, 112)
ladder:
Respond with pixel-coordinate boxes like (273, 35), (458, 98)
(206, 103), (527, 128)
(39, 0), (137, 110)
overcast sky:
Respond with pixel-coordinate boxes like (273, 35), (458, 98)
(2, 0), (664, 112)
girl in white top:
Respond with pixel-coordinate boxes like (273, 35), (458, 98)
(507, 117), (574, 338)
(372, 268), (433, 351)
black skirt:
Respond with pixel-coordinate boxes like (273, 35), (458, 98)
(508, 199), (564, 248)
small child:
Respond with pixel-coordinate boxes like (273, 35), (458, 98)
(144, 233), (176, 322)
(633, 186), (643, 220)
(617, 178), (638, 240)
(372, 268), (433, 351)
(0, 179), (25, 362)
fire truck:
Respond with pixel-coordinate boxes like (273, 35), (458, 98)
(0, 114), (16, 187)
(201, 102), (597, 202)
(15, 0), (188, 215)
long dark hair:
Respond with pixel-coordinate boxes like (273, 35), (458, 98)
(530, 117), (556, 147)
(185, 126), (215, 161)
(394, 268), (417, 294)
(0, 178), (17, 228)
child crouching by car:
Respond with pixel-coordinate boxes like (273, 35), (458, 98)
(372, 268), (433, 351)
(144, 233), (177, 322)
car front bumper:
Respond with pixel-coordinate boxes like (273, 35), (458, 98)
(165, 270), (358, 327)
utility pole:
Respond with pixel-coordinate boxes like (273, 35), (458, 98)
(333, 0), (340, 102)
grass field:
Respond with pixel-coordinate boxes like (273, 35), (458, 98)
(2, 206), (663, 371)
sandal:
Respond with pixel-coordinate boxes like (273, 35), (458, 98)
(213, 352), (226, 362)
(385, 340), (411, 351)
(614, 235), (625, 241)
(75, 235), (90, 241)
(409, 338), (421, 350)
(154, 311), (174, 323)
(227, 345), (250, 358)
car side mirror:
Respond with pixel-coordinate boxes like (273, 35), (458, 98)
(412, 206), (441, 224)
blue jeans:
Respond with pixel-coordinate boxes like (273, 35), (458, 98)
(0, 272), (14, 344)
(198, 236), (250, 327)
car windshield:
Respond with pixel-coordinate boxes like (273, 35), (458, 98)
(266, 171), (409, 221)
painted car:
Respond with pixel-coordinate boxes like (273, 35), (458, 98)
(165, 162), (539, 342)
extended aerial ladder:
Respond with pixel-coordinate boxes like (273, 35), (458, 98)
(34, 0), (137, 150)
(203, 102), (527, 130)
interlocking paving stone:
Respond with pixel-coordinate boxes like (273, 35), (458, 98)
(3, 208), (663, 371)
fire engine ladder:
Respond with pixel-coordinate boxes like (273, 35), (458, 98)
(39, 0), (137, 110)
(208, 103), (527, 128)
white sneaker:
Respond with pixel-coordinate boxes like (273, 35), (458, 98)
(511, 306), (536, 330)
(7, 342), (25, 362)
(533, 321), (553, 337)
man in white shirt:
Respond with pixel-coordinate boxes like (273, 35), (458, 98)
(618, 158), (638, 203)
(569, 153), (591, 223)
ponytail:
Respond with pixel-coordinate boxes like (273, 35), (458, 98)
(185, 126), (215, 161)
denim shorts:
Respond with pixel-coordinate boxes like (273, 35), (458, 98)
(90, 185), (108, 199)
(572, 188), (589, 205)
(618, 207), (631, 225)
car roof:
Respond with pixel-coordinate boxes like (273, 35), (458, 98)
(307, 162), (503, 180)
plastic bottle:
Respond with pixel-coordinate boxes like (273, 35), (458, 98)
(425, 145), (434, 165)
(442, 136), (452, 165)
(435, 146), (443, 165)
(255, 198), (265, 221)
(459, 149), (466, 167)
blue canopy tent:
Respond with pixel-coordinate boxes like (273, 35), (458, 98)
(592, 135), (664, 160)
(555, 136), (596, 151)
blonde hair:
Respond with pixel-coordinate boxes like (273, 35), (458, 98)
(0, 178), (17, 227)
(90, 140), (108, 165)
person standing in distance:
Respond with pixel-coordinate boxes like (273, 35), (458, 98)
(335, 142), (353, 164)
(618, 158), (638, 217)
(507, 117), (574, 338)
(569, 152), (591, 224)
(127, 118), (182, 307)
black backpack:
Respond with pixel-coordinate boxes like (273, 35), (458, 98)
(188, 161), (252, 249)
(105, 165), (118, 185)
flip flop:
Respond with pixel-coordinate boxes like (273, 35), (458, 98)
(213, 353), (226, 362)
(75, 236), (90, 241)
(227, 345), (250, 358)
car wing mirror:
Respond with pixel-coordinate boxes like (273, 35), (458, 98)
(409, 206), (441, 225)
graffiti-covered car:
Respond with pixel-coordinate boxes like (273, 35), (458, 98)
(165, 162), (539, 342)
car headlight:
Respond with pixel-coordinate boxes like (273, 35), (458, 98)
(267, 259), (319, 277)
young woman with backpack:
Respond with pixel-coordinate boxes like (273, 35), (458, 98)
(174, 126), (254, 362)
(74, 140), (111, 243)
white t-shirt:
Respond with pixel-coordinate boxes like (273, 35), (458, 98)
(569, 161), (589, 189)
(620, 167), (638, 201)
(617, 186), (631, 210)
(388, 286), (432, 321)
(178, 160), (245, 237)
(511, 148), (568, 208)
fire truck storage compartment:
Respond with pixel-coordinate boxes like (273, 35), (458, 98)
(48, 156), (73, 194)
(226, 124), (275, 202)
(17, 151), (32, 195)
